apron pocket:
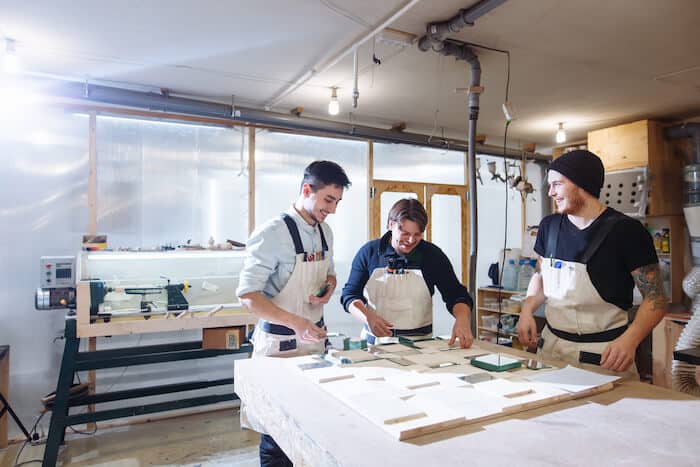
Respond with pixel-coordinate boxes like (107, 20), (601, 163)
(279, 339), (297, 352)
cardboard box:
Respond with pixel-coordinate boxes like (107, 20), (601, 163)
(203, 326), (246, 350)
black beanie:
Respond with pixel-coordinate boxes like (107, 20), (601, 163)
(548, 149), (605, 198)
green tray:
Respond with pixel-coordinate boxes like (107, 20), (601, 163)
(470, 354), (522, 372)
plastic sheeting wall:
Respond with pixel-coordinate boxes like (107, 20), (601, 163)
(86, 116), (252, 426)
(0, 107), (88, 435)
(255, 130), (368, 336)
(97, 116), (249, 248)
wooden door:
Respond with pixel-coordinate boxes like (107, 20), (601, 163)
(425, 184), (469, 286)
(370, 180), (425, 239)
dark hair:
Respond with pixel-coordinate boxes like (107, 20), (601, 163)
(300, 160), (351, 192)
(387, 198), (428, 232)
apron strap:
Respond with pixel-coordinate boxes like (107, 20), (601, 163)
(281, 214), (305, 255)
(281, 213), (328, 254)
(579, 209), (621, 263)
(260, 318), (325, 336)
(546, 210), (622, 263)
(546, 322), (628, 343)
(546, 214), (563, 259)
(364, 323), (433, 338)
(318, 223), (328, 251)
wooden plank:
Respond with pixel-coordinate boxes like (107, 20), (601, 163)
(648, 123), (683, 216)
(587, 120), (650, 171)
(286, 347), (619, 442)
(344, 392), (427, 425)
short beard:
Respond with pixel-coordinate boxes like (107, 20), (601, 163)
(559, 191), (584, 215)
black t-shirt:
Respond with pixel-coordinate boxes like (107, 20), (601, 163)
(534, 208), (657, 310)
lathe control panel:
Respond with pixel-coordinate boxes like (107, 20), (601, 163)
(40, 256), (76, 288)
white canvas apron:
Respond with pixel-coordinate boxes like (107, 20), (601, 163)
(539, 212), (638, 378)
(361, 267), (433, 344)
(251, 214), (329, 358)
(242, 214), (330, 433)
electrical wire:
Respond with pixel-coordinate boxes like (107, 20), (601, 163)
(12, 412), (46, 467)
(496, 122), (512, 350)
(463, 41), (511, 103)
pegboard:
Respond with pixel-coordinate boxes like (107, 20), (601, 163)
(599, 167), (648, 217)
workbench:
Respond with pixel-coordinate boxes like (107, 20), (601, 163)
(235, 342), (700, 466)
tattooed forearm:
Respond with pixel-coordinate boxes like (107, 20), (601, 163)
(632, 264), (668, 310)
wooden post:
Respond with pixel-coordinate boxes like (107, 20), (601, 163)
(87, 111), (98, 432)
(88, 112), (97, 234)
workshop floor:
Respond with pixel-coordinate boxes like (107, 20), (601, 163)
(0, 407), (260, 466)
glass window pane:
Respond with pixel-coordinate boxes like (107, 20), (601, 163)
(374, 143), (464, 185)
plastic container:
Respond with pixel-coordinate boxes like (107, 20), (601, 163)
(501, 259), (519, 291)
(501, 298), (521, 314)
(481, 315), (498, 330)
(517, 258), (536, 292)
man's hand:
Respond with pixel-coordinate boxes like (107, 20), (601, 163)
(366, 311), (393, 337)
(449, 317), (473, 348)
(289, 315), (327, 343)
(308, 281), (334, 305)
(600, 335), (637, 372)
(517, 313), (538, 348)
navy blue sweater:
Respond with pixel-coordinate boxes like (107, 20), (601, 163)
(340, 232), (473, 314)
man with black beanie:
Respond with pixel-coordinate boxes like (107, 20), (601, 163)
(517, 149), (666, 378)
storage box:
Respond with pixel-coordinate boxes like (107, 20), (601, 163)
(481, 315), (498, 331)
(203, 326), (246, 350)
(501, 298), (521, 314)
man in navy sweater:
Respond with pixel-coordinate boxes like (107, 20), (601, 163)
(341, 198), (474, 347)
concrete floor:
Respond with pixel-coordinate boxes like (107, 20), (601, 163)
(0, 407), (260, 466)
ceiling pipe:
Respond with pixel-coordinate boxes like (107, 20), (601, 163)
(46, 79), (548, 161)
(416, 0), (509, 333)
(417, 0), (507, 52)
(265, 0), (422, 109)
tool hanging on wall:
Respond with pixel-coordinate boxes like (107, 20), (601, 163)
(509, 147), (535, 200)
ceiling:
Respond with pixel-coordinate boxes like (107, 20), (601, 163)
(1, 0), (699, 153)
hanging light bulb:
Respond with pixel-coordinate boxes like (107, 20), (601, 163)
(3, 37), (19, 73)
(328, 87), (340, 116)
(555, 122), (566, 144)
